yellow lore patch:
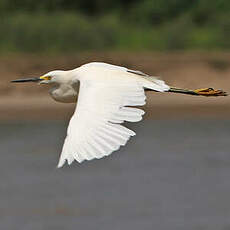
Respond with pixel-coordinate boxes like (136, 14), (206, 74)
(40, 76), (51, 80)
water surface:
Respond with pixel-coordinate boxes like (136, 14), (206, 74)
(0, 120), (230, 230)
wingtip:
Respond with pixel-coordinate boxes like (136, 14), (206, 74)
(57, 160), (65, 168)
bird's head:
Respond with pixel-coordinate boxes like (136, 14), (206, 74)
(11, 70), (67, 85)
(39, 70), (66, 84)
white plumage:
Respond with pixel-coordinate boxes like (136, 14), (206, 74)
(12, 62), (170, 167)
(57, 62), (169, 167)
(11, 62), (227, 167)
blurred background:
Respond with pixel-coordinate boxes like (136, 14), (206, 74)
(0, 1), (230, 230)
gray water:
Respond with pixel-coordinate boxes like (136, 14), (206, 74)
(0, 120), (230, 230)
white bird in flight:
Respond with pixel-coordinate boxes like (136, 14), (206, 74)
(11, 62), (226, 167)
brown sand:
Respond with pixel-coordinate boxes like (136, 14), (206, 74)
(0, 52), (229, 121)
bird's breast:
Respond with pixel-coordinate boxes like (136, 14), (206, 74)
(49, 84), (78, 103)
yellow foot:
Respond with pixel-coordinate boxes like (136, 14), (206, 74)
(193, 88), (228, 97)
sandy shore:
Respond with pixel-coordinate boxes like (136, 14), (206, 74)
(0, 52), (229, 121)
(1, 93), (229, 121)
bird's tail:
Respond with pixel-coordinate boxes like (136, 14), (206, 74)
(168, 87), (227, 97)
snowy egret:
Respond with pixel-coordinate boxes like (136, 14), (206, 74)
(11, 62), (227, 167)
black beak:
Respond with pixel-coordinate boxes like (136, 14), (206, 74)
(11, 77), (41, 83)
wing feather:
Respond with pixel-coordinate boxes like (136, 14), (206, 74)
(57, 82), (145, 167)
(57, 64), (169, 167)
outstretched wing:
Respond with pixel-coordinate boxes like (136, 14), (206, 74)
(57, 63), (169, 167)
(58, 81), (145, 167)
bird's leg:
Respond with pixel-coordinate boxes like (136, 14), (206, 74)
(168, 87), (227, 97)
